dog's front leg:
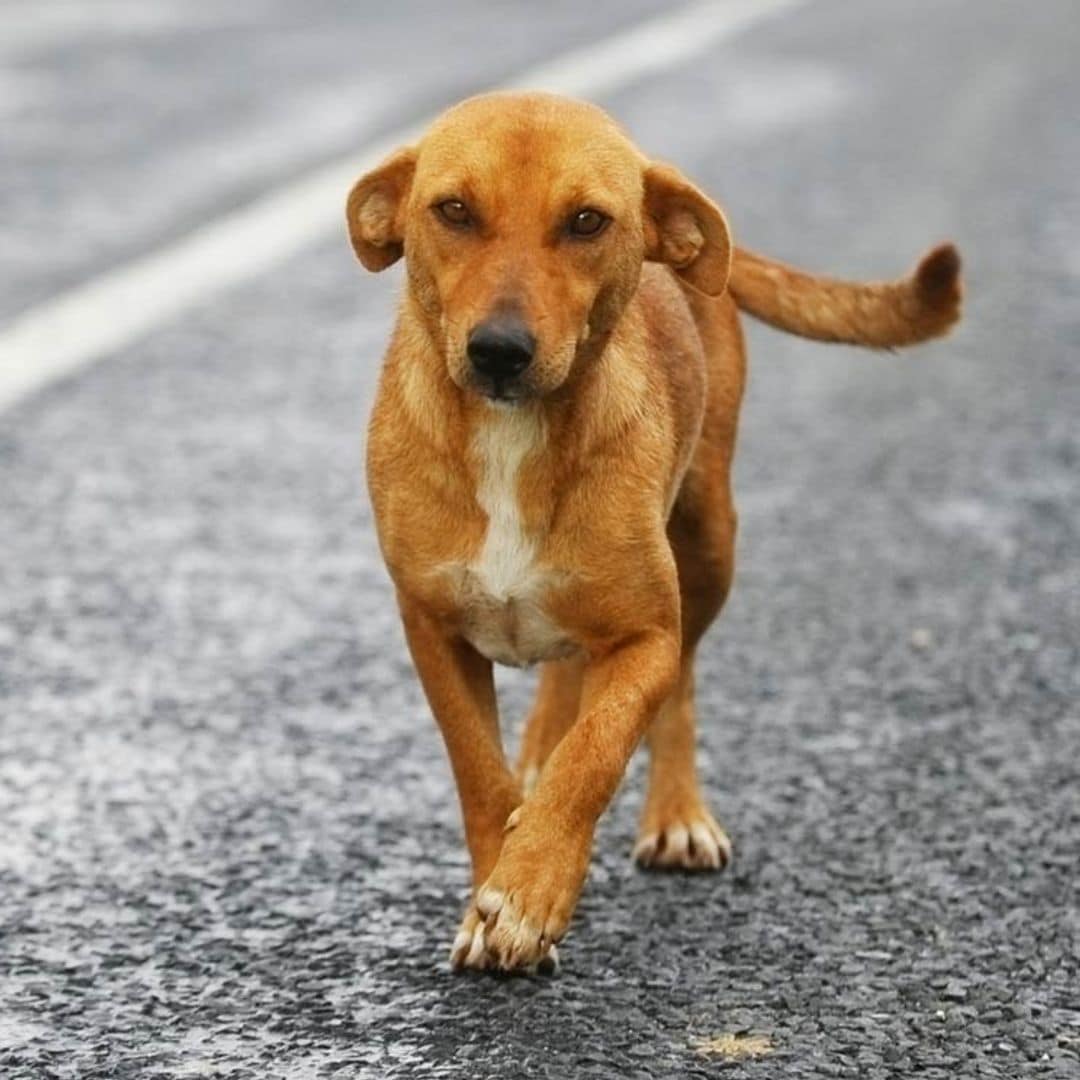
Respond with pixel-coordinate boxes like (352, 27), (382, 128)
(466, 628), (681, 972)
(399, 600), (521, 892)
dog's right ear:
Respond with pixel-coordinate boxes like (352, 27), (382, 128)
(345, 147), (417, 271)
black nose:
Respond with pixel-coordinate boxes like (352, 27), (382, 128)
(467, 318), (535, 379)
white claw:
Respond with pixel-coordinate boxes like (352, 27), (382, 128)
(465, 923), (487, 967)
(537, 943), (560, 975)
(659, 824), (690, 865)
(690, 821), (720, 868)
(633, 833), (659, 864)
(450, 929), (473, 967)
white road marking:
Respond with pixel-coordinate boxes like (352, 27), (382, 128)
(0, 1), (261, 57)
(0, 0), (806, 414)
(504, 0), (803, 99)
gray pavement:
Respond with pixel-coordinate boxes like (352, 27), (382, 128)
(1, 1), (1078, 1077)
(0, 0), (661, 320)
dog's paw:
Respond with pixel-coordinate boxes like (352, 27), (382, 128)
(634, 799), (731, 871)
(451, 809), (589, 974)
(472, 881), (563, 973)
(450, 899), (559, 975)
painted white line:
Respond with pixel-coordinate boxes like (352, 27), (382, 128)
(0, 2), (261, 58)
(0, 127), (422, 415)
(506, 0), (802, 98)
(0, 0), (804, 414)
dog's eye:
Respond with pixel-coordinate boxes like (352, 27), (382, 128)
(434, 199), (472, 228)
(568, 208), (609, 238)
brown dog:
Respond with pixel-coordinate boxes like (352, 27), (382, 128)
(346, 92), (962, 974)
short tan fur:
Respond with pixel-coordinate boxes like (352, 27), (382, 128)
(347, 92), (962, 974)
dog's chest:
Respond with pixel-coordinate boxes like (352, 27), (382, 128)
(450, 410), (576, 668)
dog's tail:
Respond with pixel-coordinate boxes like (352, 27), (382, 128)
(727, 242), (963, 349)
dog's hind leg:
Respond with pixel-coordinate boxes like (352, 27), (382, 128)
(634, 651), (731, 870)
(634, 470), (735, 871)
(515, 655), (585, 794)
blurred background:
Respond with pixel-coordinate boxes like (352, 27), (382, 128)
(1, 2), (1077, 1077)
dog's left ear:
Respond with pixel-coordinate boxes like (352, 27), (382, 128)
(643, 162), (732, 296)
(346, 146), (417, 271)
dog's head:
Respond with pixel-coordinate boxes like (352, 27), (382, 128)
(347, 93), (730, 404)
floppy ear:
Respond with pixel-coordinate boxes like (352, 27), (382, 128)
(643, 162), (732, 296)
(345, 147), (416, 271)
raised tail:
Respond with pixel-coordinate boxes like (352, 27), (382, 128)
(727, 242), (963, 348)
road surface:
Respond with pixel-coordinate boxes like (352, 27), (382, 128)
(1, 1), (1078, 1077)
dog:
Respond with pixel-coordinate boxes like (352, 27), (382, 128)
(346, 92), (962, 974)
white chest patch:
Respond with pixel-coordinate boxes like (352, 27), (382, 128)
(455, 406), (576, 667)
(473, 406), (544, 601)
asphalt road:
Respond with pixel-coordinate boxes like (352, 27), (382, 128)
(2, 1), (1078, 1077)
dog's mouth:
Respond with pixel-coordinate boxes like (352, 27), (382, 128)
(471, 374), (533, 405)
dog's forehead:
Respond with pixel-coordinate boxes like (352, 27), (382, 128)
(415, 93), (642, 205)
